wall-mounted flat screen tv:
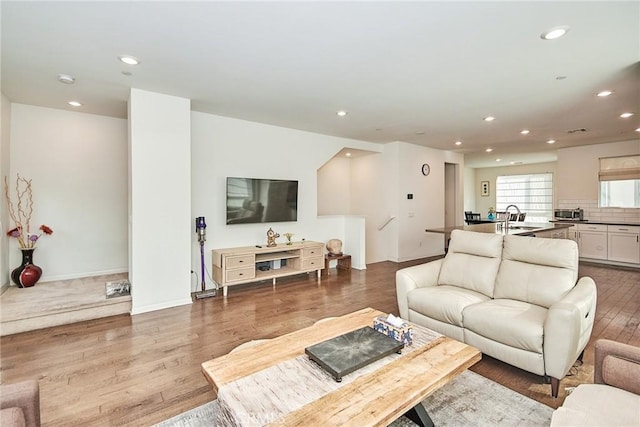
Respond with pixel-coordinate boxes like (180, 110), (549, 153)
(226, 177), (298, 224)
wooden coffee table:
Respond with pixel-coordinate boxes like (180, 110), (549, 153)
(201, 307), (481, 426)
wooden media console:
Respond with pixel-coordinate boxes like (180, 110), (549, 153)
(212, 241), (324, 296)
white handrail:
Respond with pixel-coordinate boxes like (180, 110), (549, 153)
(377, 216), (396, 231)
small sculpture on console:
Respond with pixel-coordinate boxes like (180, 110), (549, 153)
(266, 228), (280, 247)
(326, 239), (343, 256)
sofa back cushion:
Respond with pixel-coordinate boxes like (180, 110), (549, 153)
(438, 230), (503, 298)
(494, 234), (578, 308)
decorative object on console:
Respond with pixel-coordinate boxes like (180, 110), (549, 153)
(5, 175), (53, 287)
(266, 228), (279, 247)
(10, 249), (42, 288)
(487, 206), (495, 220)
(326, 238), (343, 255)
(283, 232), (294, 245)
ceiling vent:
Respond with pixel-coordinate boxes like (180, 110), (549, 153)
(567, 128), (587, 134)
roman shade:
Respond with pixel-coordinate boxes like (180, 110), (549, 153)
(598, 155), (640, 181)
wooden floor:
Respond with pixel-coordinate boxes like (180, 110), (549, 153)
(0, 259), (638, 426)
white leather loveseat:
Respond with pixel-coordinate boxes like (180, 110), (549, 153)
(396, 229), (597, 397)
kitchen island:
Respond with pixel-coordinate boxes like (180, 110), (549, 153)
(426, 222), (576, 252)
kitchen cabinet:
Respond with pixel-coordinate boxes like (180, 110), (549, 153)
(607, 225), (640, 264)
(577, 224), (608, 260)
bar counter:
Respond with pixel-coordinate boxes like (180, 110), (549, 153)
(425, 222), (575, 239)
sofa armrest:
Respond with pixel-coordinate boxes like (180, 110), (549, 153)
(543, 276), (597, 380)
(594, 339), (640, 395)
(395, 259), (443, 319)
(0, 380), (40, 427)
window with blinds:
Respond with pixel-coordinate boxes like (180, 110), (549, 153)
(599, 155), (640, 208)
(496, 173), (553, 222)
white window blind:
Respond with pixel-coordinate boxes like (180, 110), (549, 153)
(598, 155), (640, 208)
(496, 173), (553, 222)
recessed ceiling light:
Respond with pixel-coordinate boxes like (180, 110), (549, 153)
(118, 55), (140, 65)
(546, 139), (556, 144)
(520, 129), (530, 135)
(496, 158), (502, 162)
(620, 112), (634, 118)
(455, 141), (462, 146)
(597, 90), (614, 97)
(337, 111), (348, 117)
(485, 148), (493, 152)
(57, 74), (75, 84)
(484, 116), (496, 122)
(345, 152), (352, 157)
(68, 101), (82, 107)
(510, 161), (523, 165)
(636, 127), (640, 132)
(541, 26), (570, 40)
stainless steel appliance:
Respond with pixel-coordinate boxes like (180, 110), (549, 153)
(554, 208), (584, 220)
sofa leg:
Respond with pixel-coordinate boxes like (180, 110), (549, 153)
(550, 377), (560, 398)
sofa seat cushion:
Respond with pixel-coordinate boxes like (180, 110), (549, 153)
(550, 384), (640, 426)
(407, 286), (489, 327)
(462, 299), (546, 353)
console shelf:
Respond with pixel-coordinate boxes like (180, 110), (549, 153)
(212, 241), (324, 296)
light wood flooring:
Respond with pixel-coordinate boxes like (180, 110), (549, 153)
(0, 259), (638, 426)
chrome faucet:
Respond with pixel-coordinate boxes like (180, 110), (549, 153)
(504, 204), (521, 229)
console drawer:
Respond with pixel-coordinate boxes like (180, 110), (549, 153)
(226, 267), (255, 282)
(225, 254), (255, 269)
(303, 247), (322, 258)
(302, 257), (323, 270)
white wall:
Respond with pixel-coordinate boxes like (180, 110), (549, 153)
(317, 156), (351, 215)
(1, 94), (11, 290)
(472, 161), (557, 217)
(190, 112), (382, 289)
(557, 140), (639, 200)
(349, 141), (462, 263)
(129, 89), (192, 314)
(3, 100), (462, 302)
(463, 166), (476, 213)
(556, 139), (640, 223)
(9, 104), (128, 281)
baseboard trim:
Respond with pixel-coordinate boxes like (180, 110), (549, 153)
(40, 268), (129, 283)
(131, 297), (193, 315)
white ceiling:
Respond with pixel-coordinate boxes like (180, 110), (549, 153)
(2, 1), (639, 168)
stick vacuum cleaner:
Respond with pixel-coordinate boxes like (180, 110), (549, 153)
(195, 216), (217, 299)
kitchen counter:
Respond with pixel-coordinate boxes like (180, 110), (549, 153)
(426, 222), (575, 237)
(550, 219), (640, 227)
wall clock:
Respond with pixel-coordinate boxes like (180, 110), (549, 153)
(421, 163), (430, 176)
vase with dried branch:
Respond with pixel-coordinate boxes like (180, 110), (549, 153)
(4, 174), (53, 287)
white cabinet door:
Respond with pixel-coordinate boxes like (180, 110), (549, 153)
(579, 231), (608, 260)
(607, 232), (640, 264)
(567, 227), (578, 243)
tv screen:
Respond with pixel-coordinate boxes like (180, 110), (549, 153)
(226, 177), (298, 224)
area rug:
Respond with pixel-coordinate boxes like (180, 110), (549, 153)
(156, 370), (553, 426)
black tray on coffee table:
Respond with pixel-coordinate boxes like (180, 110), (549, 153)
(305, 326), (404, 382)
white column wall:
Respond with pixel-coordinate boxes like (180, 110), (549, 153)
(1, 94), (11, 290)
(129, 89), (192, 314)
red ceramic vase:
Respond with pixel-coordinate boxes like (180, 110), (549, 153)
(11, 249), (43, 288)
